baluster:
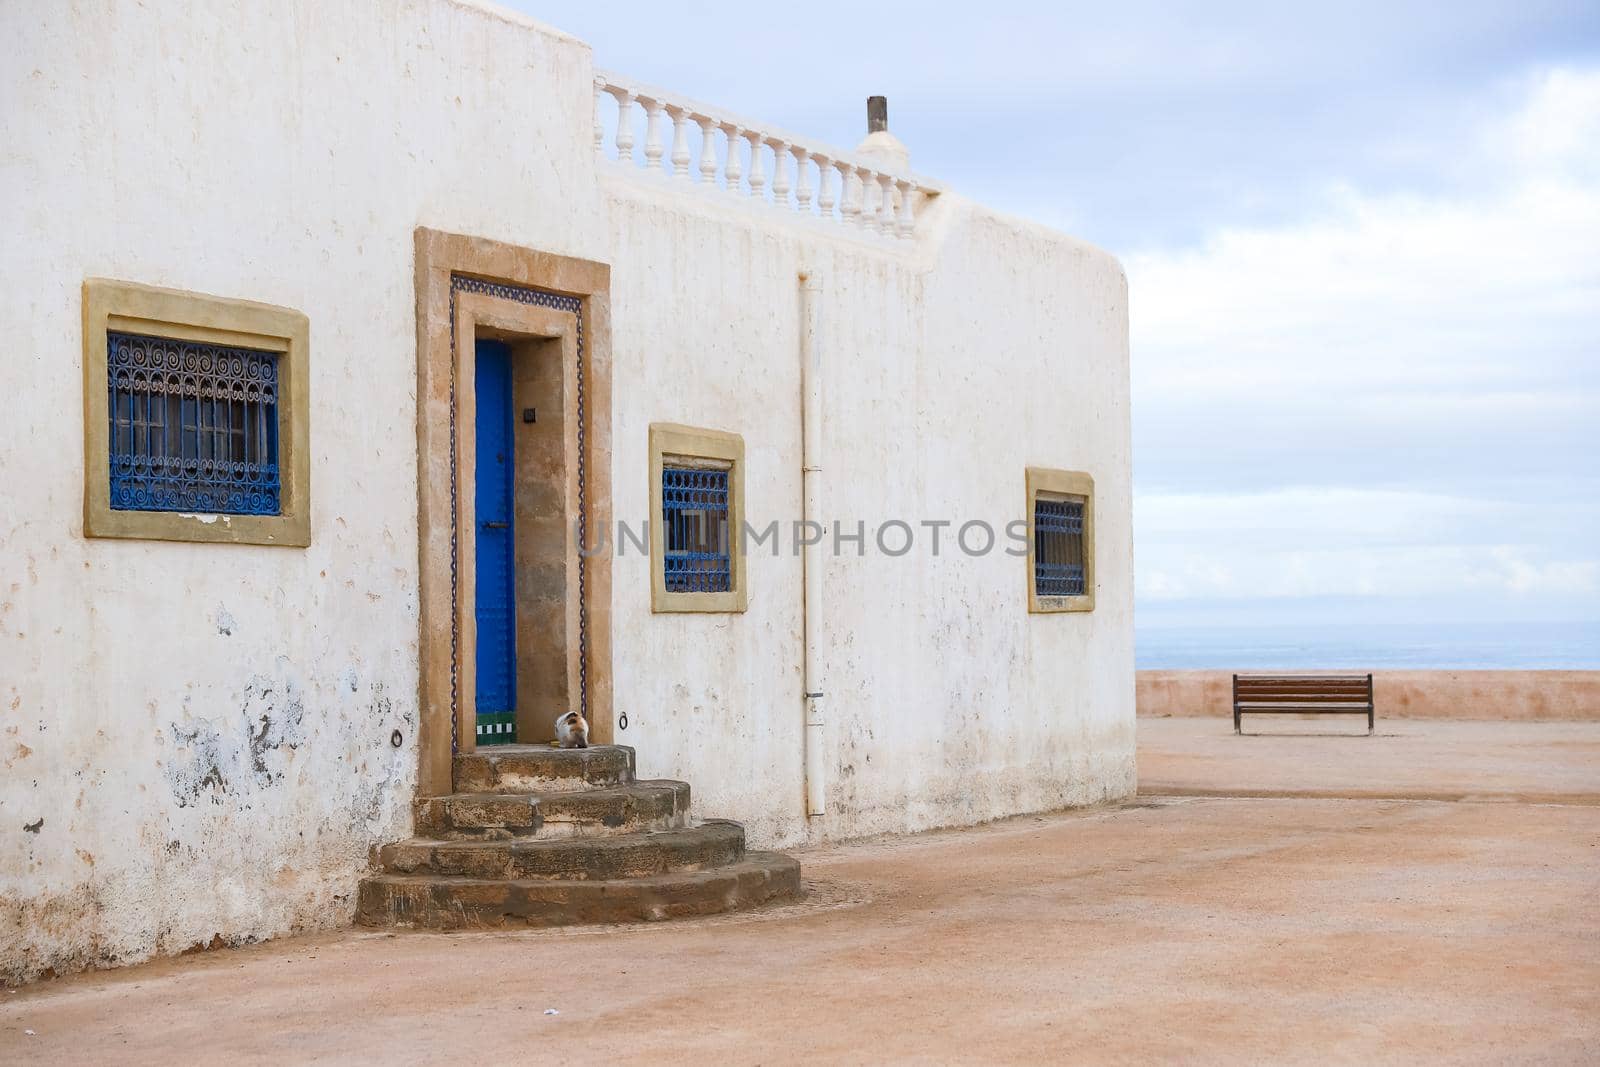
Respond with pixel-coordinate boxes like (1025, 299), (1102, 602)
(592, 79), (606, 154)
(745, 132), (766, 199)
(816, 155), (836, 219)
(896, 180), (916, 237)
(696, 116), (718, 183)
(792, 147), (813, 214)
(856, 167), (877, 230)
(642, 97), (665, 170)
(667, 107), (691, 177)
(607, 87), (635, 163)
(837, 161), (858, 225)
(769, 140), (791, 207)
(878, 174), (897, 236)
(721, 123), (743, 191)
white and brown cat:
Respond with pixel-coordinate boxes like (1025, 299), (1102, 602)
(554, 710), (589, 749)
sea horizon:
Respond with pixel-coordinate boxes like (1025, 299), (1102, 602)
(1135, 619), (1600, 671)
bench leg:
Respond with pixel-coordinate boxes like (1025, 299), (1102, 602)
(1368, 708), (1374, 735)
(1234, 708), (1241, 734)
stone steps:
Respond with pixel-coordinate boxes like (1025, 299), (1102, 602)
(356, 852), (801, 929)
(378, 820), (744, 881)
(357, 744), (800, 929)
(414, 780), (691, 839)
(453, 744), (635, 794)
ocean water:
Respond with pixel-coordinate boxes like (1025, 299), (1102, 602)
(1136, 620), (1600, 671)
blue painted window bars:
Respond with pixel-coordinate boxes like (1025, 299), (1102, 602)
(662, 465), (732, 592)
(106, 332), (281, 515)
(1034, 496), (1086, 596)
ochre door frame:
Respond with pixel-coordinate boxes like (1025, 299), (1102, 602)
(414, 228), (613, 798)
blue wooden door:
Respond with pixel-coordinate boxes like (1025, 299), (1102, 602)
(474, 340), (517, 745)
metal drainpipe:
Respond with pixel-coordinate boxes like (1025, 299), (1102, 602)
(800, 270), (826, 818)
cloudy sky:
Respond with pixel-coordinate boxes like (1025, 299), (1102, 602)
(517, 0), (1599, 631)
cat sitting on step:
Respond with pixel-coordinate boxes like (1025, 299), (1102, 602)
(554, 710), (589, 749)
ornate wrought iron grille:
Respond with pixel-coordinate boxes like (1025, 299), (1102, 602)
(1034, 497), (1085, 596)
(662, 466), (732, 592)
(106, 332), (281, 515)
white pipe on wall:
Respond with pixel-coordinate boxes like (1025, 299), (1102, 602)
(799, 270), (826, 818)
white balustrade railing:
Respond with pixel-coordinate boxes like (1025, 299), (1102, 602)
(594, 70), (941, 241)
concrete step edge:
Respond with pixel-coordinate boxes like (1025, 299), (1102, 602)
(356, 852), (802, 928)
(379, 820), (746, 880)
(414, 780), (692, 833)
(452, 745), (637, 794)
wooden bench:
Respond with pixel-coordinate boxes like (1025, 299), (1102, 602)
(1233, 674), (1374, 734)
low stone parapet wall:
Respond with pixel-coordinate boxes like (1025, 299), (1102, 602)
(1137, 670), (1600, 721)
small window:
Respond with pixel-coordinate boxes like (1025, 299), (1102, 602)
(1027, 467), (1094, 613)
(1033, 496), (1085, 596)
(650, 423), (746, 613)
(83, 279), (309, 546)
(662, 464), (732, 593)
(107, 333), (282, 515)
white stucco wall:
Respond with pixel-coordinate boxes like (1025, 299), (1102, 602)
(605, 180), (1135, 847)
(0, 0), (1131, 984)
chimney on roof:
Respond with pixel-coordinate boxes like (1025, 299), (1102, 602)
(856, 95), (910, 171)
(867, 95), (889, 134)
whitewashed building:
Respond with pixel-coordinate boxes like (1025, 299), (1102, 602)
(0, 0), (1133, 981)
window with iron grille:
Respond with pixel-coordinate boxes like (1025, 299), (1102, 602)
(82, 279), (308, 546)
(649, 423), (745, 613)
(106, 332), (282, 515)
(1026, 467), (1094, 612)
(661, 464), (731, 593)
(1033, 496), (1085, 597)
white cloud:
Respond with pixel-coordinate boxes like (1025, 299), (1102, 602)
(1136, 487), (1600, 602)
(1137, 487), (1508, 547)
(1140, 543), (1599, 602)
(1129, 67), (1600, 402)
(1495, 67), (1600, 179)
(1128, 67), (1600, 618)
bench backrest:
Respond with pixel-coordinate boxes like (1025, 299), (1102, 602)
(1233, 674), (1373, 705)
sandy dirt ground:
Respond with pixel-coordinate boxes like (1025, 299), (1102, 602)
(4, 722), (1598, 1065)
(1139, 717), (1600, 803)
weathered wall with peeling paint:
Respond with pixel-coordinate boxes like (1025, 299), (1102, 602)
(0, 0), (1132, 983)
(0, 0), (599, 984)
